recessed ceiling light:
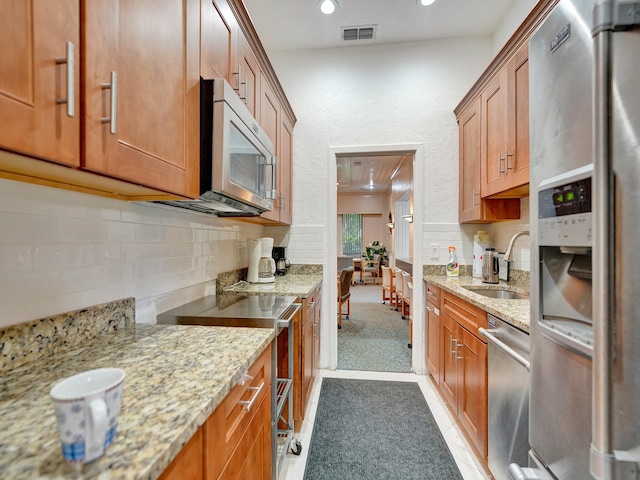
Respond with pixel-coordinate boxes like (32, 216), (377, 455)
(319, 0), (338, 15)
(418, 0), (436, 6)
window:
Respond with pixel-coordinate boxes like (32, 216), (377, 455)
(342, 214), (362, 256)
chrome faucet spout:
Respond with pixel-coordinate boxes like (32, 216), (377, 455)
(504, 231), (530, 262)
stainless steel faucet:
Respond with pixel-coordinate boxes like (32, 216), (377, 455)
(504, 231), (530, 262)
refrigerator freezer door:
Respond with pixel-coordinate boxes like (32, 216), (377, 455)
(610, 25), (640, 463)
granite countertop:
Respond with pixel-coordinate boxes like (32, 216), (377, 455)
(222, 273), (323, 298)
(423, 275), (530, 333)
(0, 323), (274, 479)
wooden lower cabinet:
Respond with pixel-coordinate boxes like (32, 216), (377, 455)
(425, 282), (441, 381)
(160, 344), (272, 480)
(294, 283), (322, 432)
(436, 291), (488, 460)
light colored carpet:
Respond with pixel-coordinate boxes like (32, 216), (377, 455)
(337, 283), (412, 372)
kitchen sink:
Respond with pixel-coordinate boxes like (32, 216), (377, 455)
(463, 287), (529, 300)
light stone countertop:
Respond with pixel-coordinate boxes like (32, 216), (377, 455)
(222, 274), (323, 298)
(0, 323), (274, 479)
(423, 275), (531, 333)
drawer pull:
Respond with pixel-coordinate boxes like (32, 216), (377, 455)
(55, 41), (75, 117)
(239, 373), (253, 386)
(239, 380), (264, 412)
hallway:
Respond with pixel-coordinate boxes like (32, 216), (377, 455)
(337, 282), (412, 372)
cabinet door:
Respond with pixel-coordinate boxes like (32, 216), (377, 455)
(426, 301), (440, 383)
(458, 327), (488, 458)
(201, 0), (233, 81)
(259, 74), (282, 222)
(506, 43), (530, 190)
(237, 33), (259, 117)
(302, 315), (314, 416)
(277, 112), (294, 225)
(159, 428), (204, 480)
(218, 391), (271, 480)
(458, 98), (482, 223)
(82, 0), (200, 198)
(481, 68), (509, 197)
(0, 0), (79, 166)
(439, 312), (458, 408)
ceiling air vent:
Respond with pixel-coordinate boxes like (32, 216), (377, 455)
(341, 25), (377, 42)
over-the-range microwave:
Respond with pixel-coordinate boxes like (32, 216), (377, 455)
(155, 78), (276, 216)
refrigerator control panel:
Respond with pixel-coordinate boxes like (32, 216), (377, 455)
(538, 176), (592, 247)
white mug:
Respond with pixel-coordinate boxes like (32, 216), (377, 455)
(50, 368), (126, 464)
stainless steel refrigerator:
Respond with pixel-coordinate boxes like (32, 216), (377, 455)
(509, 1), (640, 479)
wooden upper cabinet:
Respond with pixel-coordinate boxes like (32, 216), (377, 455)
(82, 0), (200, 199)
(458, 98), (483, 223)
(0, 0), (80, 166)
(236, 33), (259, 117)
(278, 112), (294, 225)
(481, 42), (530, 198)
(201, 0), (233, 81)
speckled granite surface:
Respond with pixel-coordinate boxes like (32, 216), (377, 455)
(222, 274), (323, 298)
(423, 274), (530, 333)
(0, 323), (274, 479)
(0, 298), (135, 374)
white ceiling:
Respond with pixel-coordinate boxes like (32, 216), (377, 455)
(243, 0), (516, 52)
(242, 0), (517, 193)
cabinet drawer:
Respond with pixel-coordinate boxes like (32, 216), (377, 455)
(425, 282), (440, 306)
(204, 344), (272, 479)
(441, 291), (487, 338)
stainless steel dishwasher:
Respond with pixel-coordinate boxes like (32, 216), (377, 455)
(479, 314), (531, 480)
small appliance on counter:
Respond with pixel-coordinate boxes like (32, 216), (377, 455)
(473, 230), (491, 278)
(248, 237), (276, 283)
(272, 246), (288, 276)
(482, 248), (500, 284)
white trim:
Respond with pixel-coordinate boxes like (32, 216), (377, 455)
(327, 143), (425, 373)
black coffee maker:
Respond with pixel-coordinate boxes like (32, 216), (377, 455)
(272, 247), (288, 276)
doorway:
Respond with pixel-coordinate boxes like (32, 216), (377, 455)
(327, 143), (425, 374)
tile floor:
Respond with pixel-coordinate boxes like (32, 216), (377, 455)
(282, 369), (491, 480)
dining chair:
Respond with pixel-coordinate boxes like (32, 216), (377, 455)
(362, 254), (381, 284)
(394, 268), (404, 312)
(381, 265), (396, 305)
(401, 271), (412, 319)
(407, 280), (413, 349)
(337, 268), (354, 329)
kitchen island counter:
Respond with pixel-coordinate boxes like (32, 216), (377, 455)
(424, 275), (530, 333)
(0, 323), (274, 479)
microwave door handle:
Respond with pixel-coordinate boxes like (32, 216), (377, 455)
(270, 155), (277, 200)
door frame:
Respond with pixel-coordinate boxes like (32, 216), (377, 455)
(326, 143), (425, 373)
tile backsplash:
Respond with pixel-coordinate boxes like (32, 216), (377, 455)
(0, 179), (267, 328)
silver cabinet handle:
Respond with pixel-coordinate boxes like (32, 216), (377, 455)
(426, 305), (434, 313)
(280, 193), (286, 212)
(101, 71), (117, 134)
(239, 380), (264, 412)
(56, 41), (75, 117)
(454, 339), (464, 361)
(449, 335), (454, 357)
(505, 150), (514, 171)
(472, 189), (480, 206)
(498, 153), (506, 175)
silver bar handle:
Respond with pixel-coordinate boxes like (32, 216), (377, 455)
(101, 71), (117, 134)
(449, 335), (454, 357)
(56, 41), (75, 117)
(454, 339), (464, 361)
(479, 327), (530, 371)
(426, 305), (434, 313)
(498, 153), (506, 175)
(280, 193), (286, 212)
(506, 150), (514, 171)
(472, 189), (480, 206)
(239, 380), (264, 412)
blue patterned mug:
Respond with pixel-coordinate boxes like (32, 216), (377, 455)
(50, 368), (125, 464)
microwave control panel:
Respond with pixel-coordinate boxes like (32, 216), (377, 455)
(538, 176), (592, 247)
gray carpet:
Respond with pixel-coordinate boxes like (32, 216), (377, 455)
(304, 378), (463, 480)
(338, 283), (412, 372)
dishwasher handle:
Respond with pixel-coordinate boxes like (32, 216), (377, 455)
(479, 327), (531, 371)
